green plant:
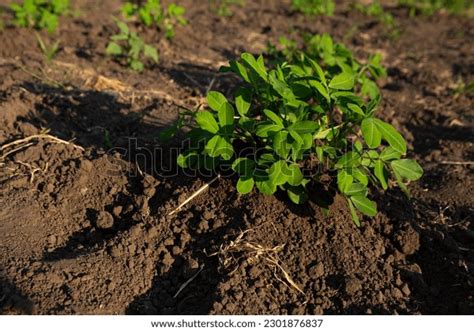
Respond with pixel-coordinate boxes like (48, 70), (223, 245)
(172, 46), (422, 226)
(209, 0), (245, 17)
(354, 1), (399, 37)
(106, 19), (158, 72)
(291, 0), (335, 16)
(10, 0), (69, 33)
(121, 0), (187, 39)
(267, 33), (387, 99)
(452, 78), (474, 97)
(35, 32), (60, 62)
(398, 0), (474, 16)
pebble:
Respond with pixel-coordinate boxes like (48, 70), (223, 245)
(96, 211), (114, 230)
(345, 277), (362, 295)
(391, 288), (404, 299)
(309, 262), (325, 278)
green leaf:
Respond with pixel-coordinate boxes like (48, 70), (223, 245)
(228, 60), (250, 83)
(106, 42), (122, 56)
(306, 57), (326, 85)
(273, 131), (291, 159)
(204, 135), (233, 160)
(255, 178), (276, 196)
(345, 183), (368, 196)
(337, 170), (353, 193)
(287, 164), (304, 186)
(373, 119), (407, 154)
(269, 75), (295, 101)
(143, 44), (159, 62)
(207, 91), (227, 111)
(374, 160), (388, 190)
(336, 152), (361, 168)
(263, 109), (284, 127)
(241, 53), (267, 81)
(351, 167), (369, 186)
(218, 102), (234, 127)
(289, 121), (318, 135)
(237, 177), (254, 194)
(347, 198), (361, 227)
(329, 72), (355, 90)
(309, 80), (330, 102)
(287, 185), (308, 204)
(256, 123), (281, 138)
(350, 195), (377, 217)
(235, 87), (252, 116)
(196, 111), (219, 134)
(361, 118), (382, 149)
(232, 158), (255, 177)
(269, 160), (289, 186)
(380, 146), (402, 161)
(391, 159), (423, 181)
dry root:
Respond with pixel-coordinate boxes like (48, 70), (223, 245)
(209, 228), (305, 296)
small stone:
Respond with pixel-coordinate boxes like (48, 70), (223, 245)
(401, 283), (411, 296)
(112, 205), (123, 218)
(96, 211), (114, 230)
(313, 305), (324, 315)
(109, 245), (121, 258)
(345, 277), (362, 295)
(80, 160), (93, 172)
(47, 235), (57, 246)
(162, 252), (174, 267)
(143, 187), (156, 197)
(391, 288), (404, 299)
(396, 226), (420, 255)
(202, 210), (214, 220)
(291, 306), (305, 314)
(198, 219), (209, 232)
(248, 266), (262, 278)
(309, 262), (325, 278)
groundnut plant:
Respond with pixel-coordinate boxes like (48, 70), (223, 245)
(173, 45), (423, 226)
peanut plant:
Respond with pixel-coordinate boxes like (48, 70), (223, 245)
(121, 0), (187, 39)
(172, 42), (422, 226)
(209, 0), (245, 17)
(398, 0), (473, 16)
(10, 0), (69, 33)
(291, 0), (335, 16)
(106, 19), (158, 72)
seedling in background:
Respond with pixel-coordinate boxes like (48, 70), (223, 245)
(209, 0), (245, 17)
(10, 0), (70, 33)
(291, 0), (335, 16)
(353, 1), (399, 38)
(267, 33), (387, 100)
(121, 0), (187, 39)
(106, 19), (158, 72)
(35, 32), (60, 63)
(171, 44), (422, 226)
(398, 0), (474, 16)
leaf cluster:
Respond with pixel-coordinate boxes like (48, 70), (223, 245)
(398, 0), (473, 16)
(268, 33), (387, 100)
(174, 44), (423, 226)
(291, 0), (335, 16)
(121, 0), (187, 39)
(10, 0), (69, 33)
(106, 19), (158, 72)
(208, 0), (245, 17)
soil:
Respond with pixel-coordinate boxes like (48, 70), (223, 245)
(0, 0), (473, 315)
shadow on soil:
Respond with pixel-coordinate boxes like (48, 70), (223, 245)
(0, 274), (34, 314)
(126, 187), (246, 314)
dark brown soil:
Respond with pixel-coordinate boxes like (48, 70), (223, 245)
(1, 0), (473, 315)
